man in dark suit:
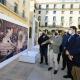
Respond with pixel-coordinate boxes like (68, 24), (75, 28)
(65, 26), (80, 80)
(38, 31), (49, 65)
(61, 32), (71, 70)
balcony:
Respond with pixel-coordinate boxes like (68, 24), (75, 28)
(0, 0), (26, 19)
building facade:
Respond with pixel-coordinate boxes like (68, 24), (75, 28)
(0, 0), (28, 24)
(35, 1), (80, 31)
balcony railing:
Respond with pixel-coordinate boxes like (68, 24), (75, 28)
(0, 0), (26, 19)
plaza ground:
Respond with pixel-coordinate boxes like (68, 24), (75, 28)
(0, 53), (71, 80)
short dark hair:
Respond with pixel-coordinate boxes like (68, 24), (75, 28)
(70, 26), (77, 32)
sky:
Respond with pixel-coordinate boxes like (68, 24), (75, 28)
(36, 0), (80, 3)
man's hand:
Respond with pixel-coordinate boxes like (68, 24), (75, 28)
(66, 50), (73, 61)
(66, 50), (69, 55)
(68, 55), (73, 61)
(41, 42), (45, 45)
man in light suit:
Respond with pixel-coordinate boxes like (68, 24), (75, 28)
(48, 31), (62, 74)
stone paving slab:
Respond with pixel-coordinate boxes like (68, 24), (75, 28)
(0, 60), (34, 80)
(0, 58), (71, 80)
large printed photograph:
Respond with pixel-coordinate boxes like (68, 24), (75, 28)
(0, 19), (28, 62)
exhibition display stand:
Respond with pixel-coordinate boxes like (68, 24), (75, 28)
(19, 45), (39, 63)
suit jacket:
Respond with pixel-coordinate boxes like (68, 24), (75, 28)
(51, 35), (62, 54)
(66, 34), (80, 66)
(38, 34), (49, 49)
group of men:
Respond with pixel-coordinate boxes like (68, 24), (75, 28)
(38, 26), (80, 80)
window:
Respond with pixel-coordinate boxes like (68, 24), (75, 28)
(61, 17), (64, 22)
(39, 22), (40, 26)
(0, 0), (6, 5)
(53, 11), (56, 14)
(53, 22), (56, 27)
(29, 27), (32, 38)
(14, 3), (18, 13)
(62, 11), (64, 14)
(34, 10), (35, 13)
(70, 17), (72, 21)
(69, 17), (73, 26)
(78, 17), (80, 29)
(53, 16), (56, 22)
(61, 16), (64, 26)
(70, 11), (73, 14)
(45, 16), (48, 22)
(70, 4), (73, 9)
(22, 10), (25, 18)
(79, 4), (80, 9)
(78, 17), (80, 24)
(46, 4), (49, 9)
(38, 16), (41, 21)
(62, 4), (65, 9)
(38, 11), (41, 14)
(23, 0), (25, 5)
(45, 22), (47, 27)
(34, 4), (37, 9)
(54, 4), (56, 8)
(46, 10), (48, 14)
(39, 5), (41, 9)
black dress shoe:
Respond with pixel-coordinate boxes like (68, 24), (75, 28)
(48, 67), (53, 71)
(45, 63), (48, 65)
(61, 67), (65, 70)
(54, 70), (58, 74)
(63, 75), (73, 78)
(39, 62), (43, 64)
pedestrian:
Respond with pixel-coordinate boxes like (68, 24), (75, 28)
(61, 32), (71, 70)
(48, 31), (62, 74)
(38, 30), (49, 65)
(65, 26), (80, 80)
